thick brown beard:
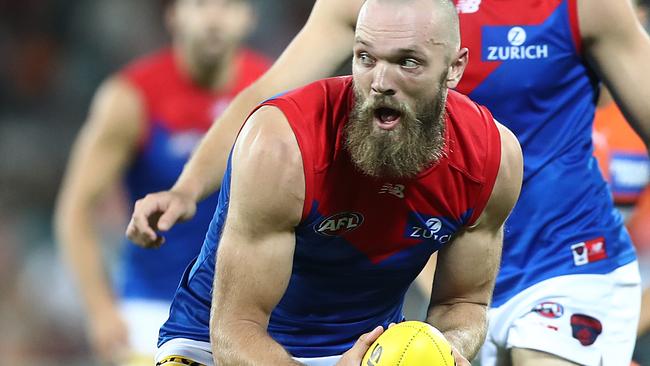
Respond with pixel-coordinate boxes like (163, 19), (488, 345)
(345, 82), (447, 179)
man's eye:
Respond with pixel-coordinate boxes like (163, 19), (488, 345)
(401, 59), (419, 68)
(358, 53), (374, 65)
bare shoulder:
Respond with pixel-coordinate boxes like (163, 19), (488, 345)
(230, 106), (305, 228)
(93, 76), (143, 115)
(84, 75), (145, 143)
(233, 106), (302, 166)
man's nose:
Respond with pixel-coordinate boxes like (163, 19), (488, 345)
(370, 63), (396, 96)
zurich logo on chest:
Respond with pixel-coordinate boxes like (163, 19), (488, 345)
(482, 25), (551, 62)
(403, 213), (458, 247)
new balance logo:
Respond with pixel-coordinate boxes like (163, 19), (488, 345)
(379, 183), (405, 198)
(456, 0), (481, 14)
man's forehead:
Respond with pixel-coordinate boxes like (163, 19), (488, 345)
(356, 0), (450, 44)
(354, 35), (446, 55)
(359, 0), (438, 27)
(354, 21), (447, 49)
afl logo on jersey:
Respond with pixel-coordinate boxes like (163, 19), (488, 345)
(532, 301), (564, 319)
(314, 212), (364, 236)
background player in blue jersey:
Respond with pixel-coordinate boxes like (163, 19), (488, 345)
(128, 0), (650, 365)
(54, 0), (265, 364)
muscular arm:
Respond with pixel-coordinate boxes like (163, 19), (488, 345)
(209, 107), (305, 365)
(54, 77), (144, 359)
(580, 0), (650, 145)
(426, 123), (523, 361)
(172, 0), (361, 202)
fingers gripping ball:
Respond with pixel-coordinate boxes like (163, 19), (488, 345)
(361, 321), (455, 366)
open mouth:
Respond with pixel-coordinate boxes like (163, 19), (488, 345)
(373, 107), (402, 130)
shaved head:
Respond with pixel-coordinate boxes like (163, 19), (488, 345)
(360, 0), (461, 51)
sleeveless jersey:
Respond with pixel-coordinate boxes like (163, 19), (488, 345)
(455, 0), (637, 307)
(159, 76), (502, 357)
(119, 48), (269, 301)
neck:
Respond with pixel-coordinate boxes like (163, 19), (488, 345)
(174, 45), (237, 91)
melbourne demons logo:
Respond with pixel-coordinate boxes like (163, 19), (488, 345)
(314, 212), (364, 236)
(571, 314), (602, 346)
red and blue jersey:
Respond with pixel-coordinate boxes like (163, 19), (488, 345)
(159, 76), (502, 357)
(119, 48), (269, 301)
(455, 0), (637, 307)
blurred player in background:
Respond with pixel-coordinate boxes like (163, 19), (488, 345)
(54, 0), (268, 364)
(594, 86), (650, 364)
(592, 1), (650, 358)
(128, 0), (650, 364)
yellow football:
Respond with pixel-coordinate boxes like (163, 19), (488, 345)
(361, 321), (455, 366)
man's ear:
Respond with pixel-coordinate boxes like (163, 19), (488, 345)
(446, 48), (469, 89)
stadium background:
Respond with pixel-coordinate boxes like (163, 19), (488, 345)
(0, 1), (647, 365)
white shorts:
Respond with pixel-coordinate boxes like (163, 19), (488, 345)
(120, 299), (171, 359)
(156, 338), (343, 366)
(479, 261), (641, 366)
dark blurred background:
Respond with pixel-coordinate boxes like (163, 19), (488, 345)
(0, 1), (314, 364)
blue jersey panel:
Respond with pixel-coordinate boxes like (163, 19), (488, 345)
(122, 123), (219, 301)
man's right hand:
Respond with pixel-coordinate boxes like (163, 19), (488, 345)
(126, 190), (197, 248)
